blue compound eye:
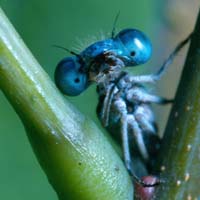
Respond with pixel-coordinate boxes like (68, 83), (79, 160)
(114, 29), (152, 66)
(54, 56), (88, 96)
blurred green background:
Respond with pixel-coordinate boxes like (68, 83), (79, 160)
(0, 0), (197, 199)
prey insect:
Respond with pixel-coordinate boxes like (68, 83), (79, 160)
(54, 21), (191, 186)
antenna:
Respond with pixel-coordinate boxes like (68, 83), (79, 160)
(52, 44), (85, 68)
(52, 44), (79, 57)
(111, 11), (120, 38)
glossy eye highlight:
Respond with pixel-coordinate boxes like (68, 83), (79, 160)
(114, 29), (152, 66)
(54, 56), (88, 96)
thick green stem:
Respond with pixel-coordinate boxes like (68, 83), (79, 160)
(0, 8), (133, 200)
(155, 9), (200, 199)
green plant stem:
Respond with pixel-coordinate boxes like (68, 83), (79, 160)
(155, 9), (200, 199)
(0, 8), (133, 200)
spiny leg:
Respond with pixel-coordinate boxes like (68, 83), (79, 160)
(101, 83), (116, 127)
(129, 116), (149, 162)
(121, 114), (133, 175)
(126, 88), (173, 104)
(119, 105), (160, 187)
(113, 98), (134, 175)
(134, 107), (161, 160)
(152, 33), (192, 80)
(135, 114), (156, 134)
(101, 72), (127, 127)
